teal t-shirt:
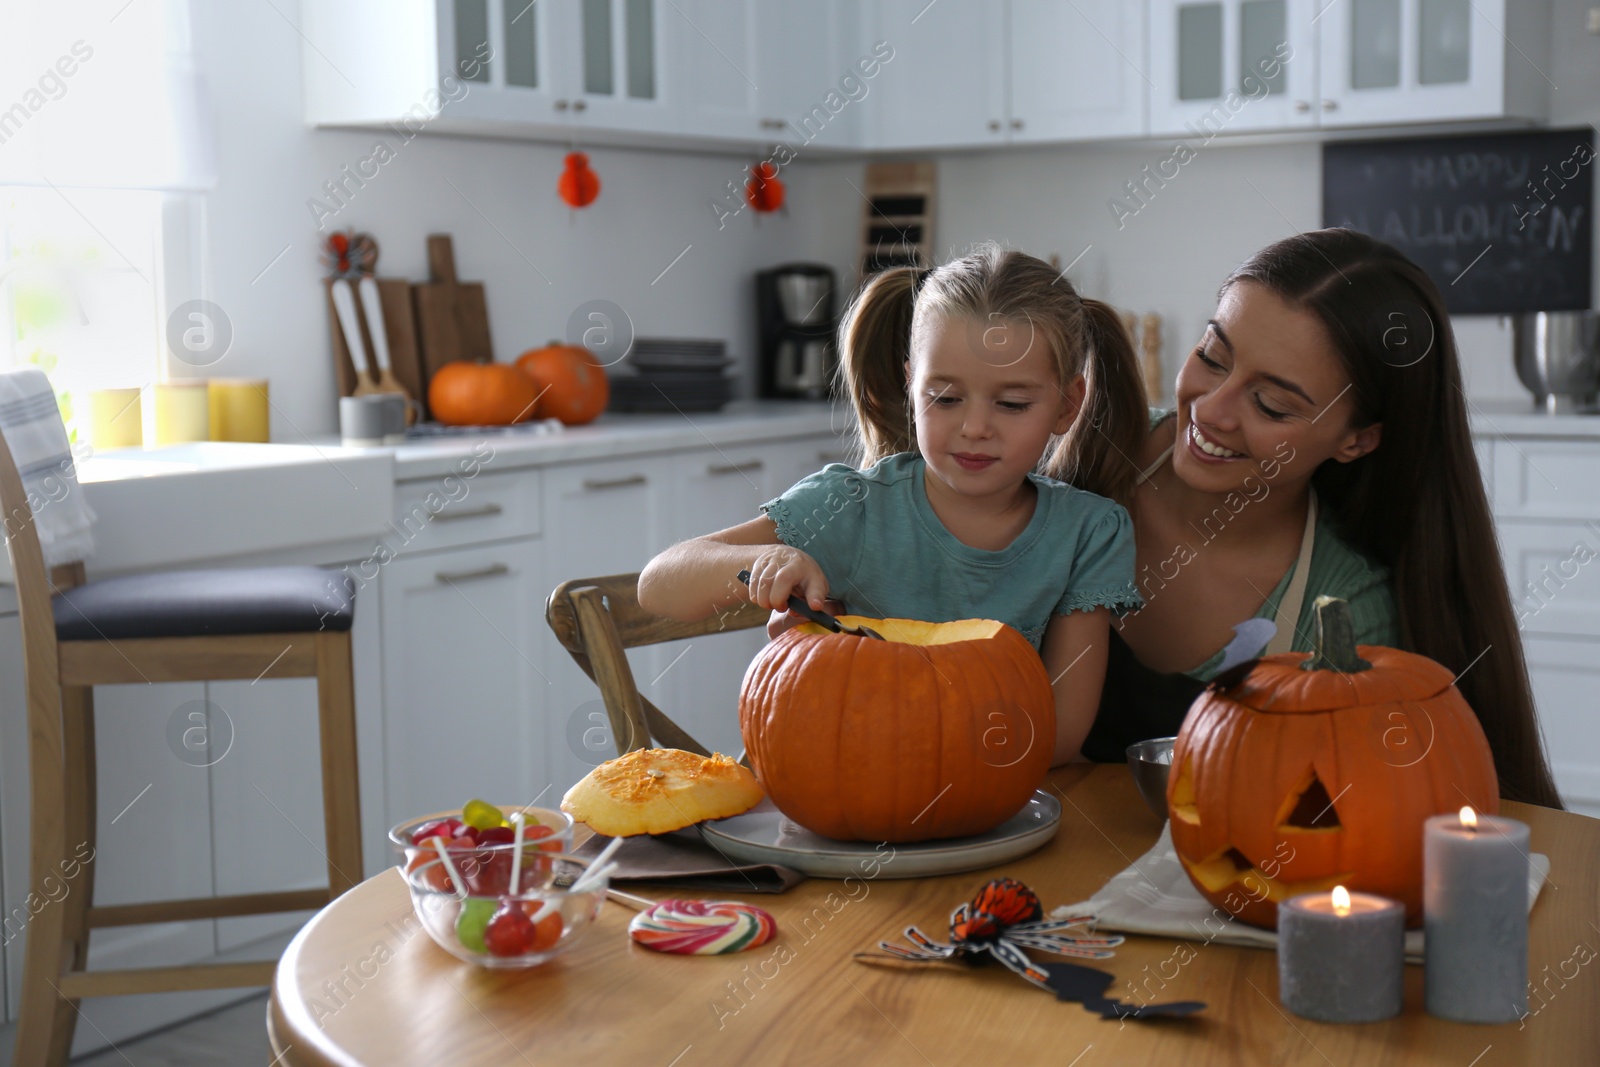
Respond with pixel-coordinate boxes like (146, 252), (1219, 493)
(760, 452), (1144, 649)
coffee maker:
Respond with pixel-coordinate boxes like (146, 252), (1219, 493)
(756, 264), (838, 400)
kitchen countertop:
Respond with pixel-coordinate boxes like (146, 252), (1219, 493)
(382, 400), (851, 481)
(1462, 396), (1600, 440)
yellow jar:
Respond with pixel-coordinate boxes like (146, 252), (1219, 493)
(88, 387), (143, 450)
(208, 378), (270, 442)
(152, 381), (211, 445)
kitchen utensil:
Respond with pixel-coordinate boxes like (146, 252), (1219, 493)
(207, 378), (269, 442)
(698, 791), (1060, 879)
(735, 569), (884, 639)
(331, 278), (380, 396)
(1125, 737), (1175, 820)
(360, 275), (416, 422)
(1512, 311), (1600, 412)
(340, 395), (392, 446)
(414, 233), (493, 394)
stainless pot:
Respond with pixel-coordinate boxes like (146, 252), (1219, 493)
(1512, 311), (1600, 413)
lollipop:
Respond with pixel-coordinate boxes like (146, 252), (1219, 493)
(628, 900), (777, 955)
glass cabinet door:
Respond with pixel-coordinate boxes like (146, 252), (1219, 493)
(566, 0), (670, 130)
(1149, 0), (1318, 136)
(440, 0), (557, 122)
(1318, 0), (1508, 126)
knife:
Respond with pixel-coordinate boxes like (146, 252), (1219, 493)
(736, 569), (884, 640)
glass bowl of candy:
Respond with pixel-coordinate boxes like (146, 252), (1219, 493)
(403, 853), (609, 969)
(389, 799), (574, 889)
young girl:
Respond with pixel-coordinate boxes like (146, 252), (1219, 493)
(637, 244), (1150, 764)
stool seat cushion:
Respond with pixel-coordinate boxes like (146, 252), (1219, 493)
(53, 566), (355, 641)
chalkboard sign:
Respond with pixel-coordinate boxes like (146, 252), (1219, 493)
(1323, 129), (1594, 314)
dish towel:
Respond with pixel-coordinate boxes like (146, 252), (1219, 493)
(1053, 821), (1550, 965)
(0, 369), (95, 568)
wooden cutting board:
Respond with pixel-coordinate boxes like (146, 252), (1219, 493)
(413, 233), (493, 394)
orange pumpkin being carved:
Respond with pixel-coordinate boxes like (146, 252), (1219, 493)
(739, 616), (1055, 843)
(427, 360), (540, 426)
(515, 342), (610, 425)
(1168, 596), (1499, 930)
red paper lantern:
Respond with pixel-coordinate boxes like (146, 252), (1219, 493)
(559, 152), (601, 208)
(745, 162), (784, 213)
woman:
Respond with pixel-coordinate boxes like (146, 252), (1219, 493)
(1081, 228), (1563, 809)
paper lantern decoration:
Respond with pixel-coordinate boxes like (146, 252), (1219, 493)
(740, 616), (1054, 842)
(559, 152), (601, 208)
(745, 161), (784, 214)
(1168, 596), (1500, 929)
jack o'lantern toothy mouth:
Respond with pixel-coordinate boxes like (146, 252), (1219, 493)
(1182, 845), (1354, 901)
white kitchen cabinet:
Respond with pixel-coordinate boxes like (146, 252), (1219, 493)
(1522, 635), (1600, 821)
(540, 454), (673, 793)
(1148, 0), (1318, 136)
(866, 0), (1008, 150)
(1008, 0), (1147, 143)
(379, 538), (549, 826)
(304, 0), (672, 145)
(674, 1), (862, 149)
(1317, 0), (1548, 127)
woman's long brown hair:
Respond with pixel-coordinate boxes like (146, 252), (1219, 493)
(1227, 228), (1562, 808)
(834, 243), (1148, 503)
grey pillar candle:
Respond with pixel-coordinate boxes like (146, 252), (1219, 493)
(1424, 807), (1530, 1023)
(1278, 888), (1405, 1022)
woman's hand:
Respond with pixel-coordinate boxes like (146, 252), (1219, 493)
(743, 545), (830, 613)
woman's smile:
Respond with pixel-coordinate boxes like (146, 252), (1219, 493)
(1186, 423), (1246, 462)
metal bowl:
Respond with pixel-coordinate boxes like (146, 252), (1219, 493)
(1512, 311), (1600, 412)
(1126, 737), (1177, 820)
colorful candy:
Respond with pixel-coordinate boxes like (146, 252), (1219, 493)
(456, 898), (496, 953)
(462, 799), (507, 831)
(628, 900), (777, 955)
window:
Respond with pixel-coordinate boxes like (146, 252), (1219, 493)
(0, 186), (164, 443)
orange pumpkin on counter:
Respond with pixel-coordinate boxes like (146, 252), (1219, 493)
(739, 616), (1055, 843)
(427, 360), (541, 426)
(515, 342), (609, 425)
(1168, 596), (1500, 929)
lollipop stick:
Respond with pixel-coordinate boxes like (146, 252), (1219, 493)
(509, 812), (526, 891)
(605, 887), (657, 910)
(430, 838), (468, 899)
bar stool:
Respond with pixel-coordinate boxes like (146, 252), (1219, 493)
(0, 429), (363, 1067)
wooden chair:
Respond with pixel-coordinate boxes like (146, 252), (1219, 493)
(545, 573), (769, 757)
(0, 432), (362, 1067)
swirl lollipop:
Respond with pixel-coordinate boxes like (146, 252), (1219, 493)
(628, 899), (777, 956)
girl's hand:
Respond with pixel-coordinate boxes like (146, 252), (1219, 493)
(766, 599), (848, 640)
(744, 546), (830, 613)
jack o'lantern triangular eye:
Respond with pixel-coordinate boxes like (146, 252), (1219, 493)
(1276, 766), (1342, 831)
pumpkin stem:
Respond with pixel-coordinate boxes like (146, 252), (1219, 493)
(1301, 595), (1372, 673)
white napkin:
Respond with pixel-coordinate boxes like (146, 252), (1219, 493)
(0, 369), (95, 567)
(1053, 821), (1550, 966)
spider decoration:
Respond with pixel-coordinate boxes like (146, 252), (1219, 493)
(855, 878), (1206, 1021)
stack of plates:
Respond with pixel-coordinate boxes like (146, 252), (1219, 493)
(613, 338), (736, 412)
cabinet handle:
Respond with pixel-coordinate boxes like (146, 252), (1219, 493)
(1321, 99), (1338, 111)
(1010, 118), (1024, 130)
(436, 563), (510, 585)
(581, 474), (647, 491)
(988, 119), (1002, 132)
(1294, 99), (1311, 113)
(573, 99), (588, 112)
(708, 460), (763, 476)
(432, 503), (504, 522)
(760, 118), (787, 130)
(554, 99), (569, 111)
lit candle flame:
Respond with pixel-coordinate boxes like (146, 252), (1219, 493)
(1332, 885), (1351, 916)
(1460, 806), (1478, 830)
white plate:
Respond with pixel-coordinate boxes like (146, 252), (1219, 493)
(697, 791), (1061, 880)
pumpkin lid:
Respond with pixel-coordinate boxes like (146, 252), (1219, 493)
(1219, 596), (1459, 712)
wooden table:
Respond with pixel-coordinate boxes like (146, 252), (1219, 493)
(269, 765), (1600, 1066)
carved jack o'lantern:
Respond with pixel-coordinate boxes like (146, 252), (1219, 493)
(1168, 597), (1499, 929)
